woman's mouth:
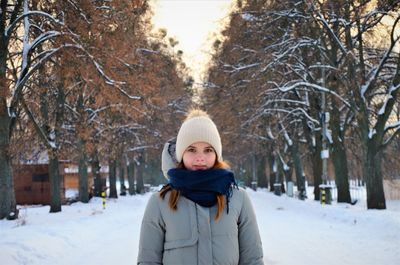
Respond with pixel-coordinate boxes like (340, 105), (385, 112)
(192, 165), (207, 170)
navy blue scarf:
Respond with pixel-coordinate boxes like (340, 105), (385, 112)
(167, 168), (237, 212)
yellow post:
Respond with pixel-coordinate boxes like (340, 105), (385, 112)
(321, 188), (326, 205)
(101, 191), (106, 209)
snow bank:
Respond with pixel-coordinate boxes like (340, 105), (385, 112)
(1, 188), (399, 265)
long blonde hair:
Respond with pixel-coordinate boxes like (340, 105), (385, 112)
(159, 160), (230, 221)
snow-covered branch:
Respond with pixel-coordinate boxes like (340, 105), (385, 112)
(136, 48), (160, 54)
(66, 0), (91, 24)
(261, 98), (309, 108)
(5, 10), (63, 38)
(243, 106), (319, 129)
(79, 48), (141, 100)
(222, 131), (272, 142)
(94, 123), (146, 138)
(361, 16), (400, 101)
(65, 104), (80, 118)
(377, 82), (400, 116)
(30, 31), (63, 51)
(126, 145), (158, 152)
(87, 103), (148, 124)
(280, 123), (293, 146)
(312, 5), (347, 55)
(11, 44), (83, 109)
(384, 121), (400, 134)
(223, 63), (261, 74)
(20, 96), (54, 151)
(274, 81), (351, 108)
(383, 122), (400, 147)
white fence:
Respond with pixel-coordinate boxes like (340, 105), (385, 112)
(328, 179), (400, 202)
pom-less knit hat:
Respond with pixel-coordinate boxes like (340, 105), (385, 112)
(175, 109), (222, 163)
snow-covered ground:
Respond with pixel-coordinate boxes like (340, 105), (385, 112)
(1, 187), (399, 265)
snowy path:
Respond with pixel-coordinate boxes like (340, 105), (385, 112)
(1, 188), (399, 265)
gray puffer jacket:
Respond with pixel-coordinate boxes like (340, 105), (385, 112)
(137, 187), (264, 265)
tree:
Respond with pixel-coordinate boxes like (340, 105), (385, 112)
(0, 0), (73, 218)
(310, 0), (400, 208)
(205, 0), (400, 209)
(203, 0), (312, 195)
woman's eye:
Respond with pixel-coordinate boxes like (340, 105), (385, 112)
(187, 148), (196, 152)
(205, 148), (214, 153)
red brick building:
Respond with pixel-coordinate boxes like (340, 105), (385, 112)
(13, 163), (66, 205)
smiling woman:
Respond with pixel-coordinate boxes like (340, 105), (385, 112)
(150, 0), (233, 82)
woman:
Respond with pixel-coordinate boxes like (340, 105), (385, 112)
(137, 109), (264, 265)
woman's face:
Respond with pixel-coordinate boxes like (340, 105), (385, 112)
(182, 142), (216, 170)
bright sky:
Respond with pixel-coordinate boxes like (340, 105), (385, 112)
(150, 0), (233, 83)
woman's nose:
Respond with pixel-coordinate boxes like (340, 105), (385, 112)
(195, 153), (205, 161)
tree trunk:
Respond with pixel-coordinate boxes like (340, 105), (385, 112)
(301, 93), (323, 201)
(268, 152), (276, 192)
(276, 154), (286, 193)
(312, 131), (323, 201)
(242, 157), (252, 187)
(91, 152), (102, 197)
(127, 160), (135, 195)
(108, 159), (118, 198)
(290, 142), (307, 200)
(0, 111), (17, 220)
(329, 90), (352, 203)
(257, 154), (268, 188)
(77, 91), (89, 202)
(0, 27), (17, 219)
(135, 151), (144, 194)
(49, 150), (62, 213)
(78, 142), (89, 203)
(50, 82), (65, 212)
(119, 158), (127, 196)
(251, 153), (257, 190)
(331, 143), (352, 203)
(237, 161), (248, 186)
(364, 143), (386, 209)
(143, 157), (163, 185)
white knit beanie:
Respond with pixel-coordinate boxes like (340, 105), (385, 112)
(175, 109), (222, 163)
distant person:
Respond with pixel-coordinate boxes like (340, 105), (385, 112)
(137, 109), (264, 265)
